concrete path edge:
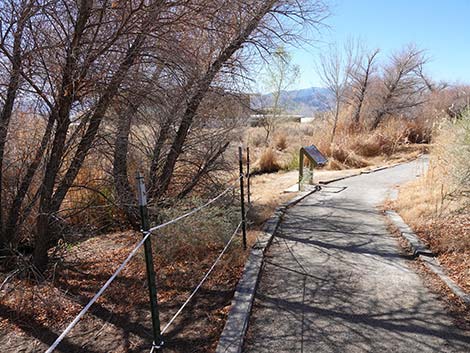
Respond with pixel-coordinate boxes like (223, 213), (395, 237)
(215, 186), (321, 353)
(386, 210), (470, 305)
(215, 159), (417, 353)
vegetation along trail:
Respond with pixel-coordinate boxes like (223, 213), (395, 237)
(245, 157), (470, 352)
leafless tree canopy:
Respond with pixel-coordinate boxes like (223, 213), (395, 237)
(0, 0), (328, 272)
(315, 41), (439, 136)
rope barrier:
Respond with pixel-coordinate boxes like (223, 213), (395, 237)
(160, 221), (242, 335)
(146, 182), (238, 234)
(45, 180), (241, 353)
(45, 230), (152, 353)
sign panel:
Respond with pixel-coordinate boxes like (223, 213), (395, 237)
(303, 145), (328, 166)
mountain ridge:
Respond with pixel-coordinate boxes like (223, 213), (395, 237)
(251, 86), (331, 116)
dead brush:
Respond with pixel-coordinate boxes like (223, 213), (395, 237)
(257, 147), (281, 173)
(248, 128), (266, 147)
(330, 145), (370, 168)
(154, 199), (240, 264)
(396, 112), (470, 256)
(274, 133), (288, 151)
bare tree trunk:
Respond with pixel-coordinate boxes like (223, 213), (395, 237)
(33, 0), (93, 272)
(148, 117), (172, 196)
(3, 115), (55, 243)
(330, 100), (340, 146)
(112, 66), (165, 216)
(0, 0), (35, 248)
(371, 110), (386, 130)
(155, 0), (276, 199)
(112, 101), (140, 226)
(30, 34), (146, 272)
(350, 49), (379, 127)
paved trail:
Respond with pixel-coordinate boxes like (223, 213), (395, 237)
(244, 158), (470, 353)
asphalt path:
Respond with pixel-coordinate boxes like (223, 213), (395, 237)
(244, 157), (470, 353)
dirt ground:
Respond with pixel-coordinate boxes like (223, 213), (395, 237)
(0, 230), (250, 353)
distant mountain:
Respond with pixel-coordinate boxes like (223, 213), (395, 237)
(251, 87), (332, 116)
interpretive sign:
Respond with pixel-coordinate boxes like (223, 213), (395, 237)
(299, 145), (328, 190)
(303, 145), (328, 166)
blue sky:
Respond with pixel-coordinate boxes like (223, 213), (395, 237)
(289, 0), (470, 90)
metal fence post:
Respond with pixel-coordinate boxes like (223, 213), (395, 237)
(238, 147), (247, 250)
(299, 149), (304, 191)
(246, 146), (251, 206)
(136, 172), (163, 352)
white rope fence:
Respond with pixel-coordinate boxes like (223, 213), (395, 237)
(161, 221), (242, 335)
(46, 180), (242, 353)
(149, 221), (243, 353)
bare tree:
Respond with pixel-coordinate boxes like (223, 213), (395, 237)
(347, 44), (380, 127)
(0, 0), (329, 272)
(316, 43), (352, 145)
(370, 45), (428, 129)
(0, 0), (37, 250)
(260, 46), (299, 142)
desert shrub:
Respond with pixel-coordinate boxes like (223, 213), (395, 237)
(285, 150), (300, 171)
(257, 147), (281, 173)
(403, 118), (432, 144)
(275, 132), (288, 151)
(249, 128), (266, 147)
(154, 197), (239, 263)
(330, 146), (370, 168)
(63, 155), (122, 233)
(396, 110), (470, 254)
(446, 111), (470, 209)
(326, 159), (345, 170)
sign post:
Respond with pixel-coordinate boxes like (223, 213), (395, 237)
(246, 147), (251, 206)
(298, 145), (328, 191)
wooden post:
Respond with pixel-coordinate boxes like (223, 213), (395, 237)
(238, 147), (247, 250)
(136, 172), (163, 352)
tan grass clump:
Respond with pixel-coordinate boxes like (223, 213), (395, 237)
(257, 147), (281, 173)
(275, 132), (288, 151)
(396, 111), (470, 255)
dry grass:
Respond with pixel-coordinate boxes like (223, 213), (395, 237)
(257, 147), (281, 173)
(244, 116), (427, 174)
(395, 113), (470, 291)
(274, 132), (288, 151)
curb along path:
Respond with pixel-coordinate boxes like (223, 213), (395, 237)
(216, 186), (321, 353)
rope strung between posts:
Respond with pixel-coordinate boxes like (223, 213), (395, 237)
(161, 221), (242, 335)
(45, 179), (241, 353)
(146, 180), (238, 234)
(45, 229), (152, 353)
(149, 221), (243, 353)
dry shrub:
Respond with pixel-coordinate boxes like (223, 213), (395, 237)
(403, 118), (432, 143)
(257, 147), (281, 173)
(396, 111), (470, 255)
(351, 133), (396, 157)
(155, 199), (240, 263)
(326, 159), (346, 170)
(245, 114), (429, 176)
(275, 132), (288, 151)
(63, 152), (122, 232)
(248, 128), (266, 147)
(327, 146), (369, 169)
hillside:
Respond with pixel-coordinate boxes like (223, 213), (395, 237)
(251, 86), (331, 115)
